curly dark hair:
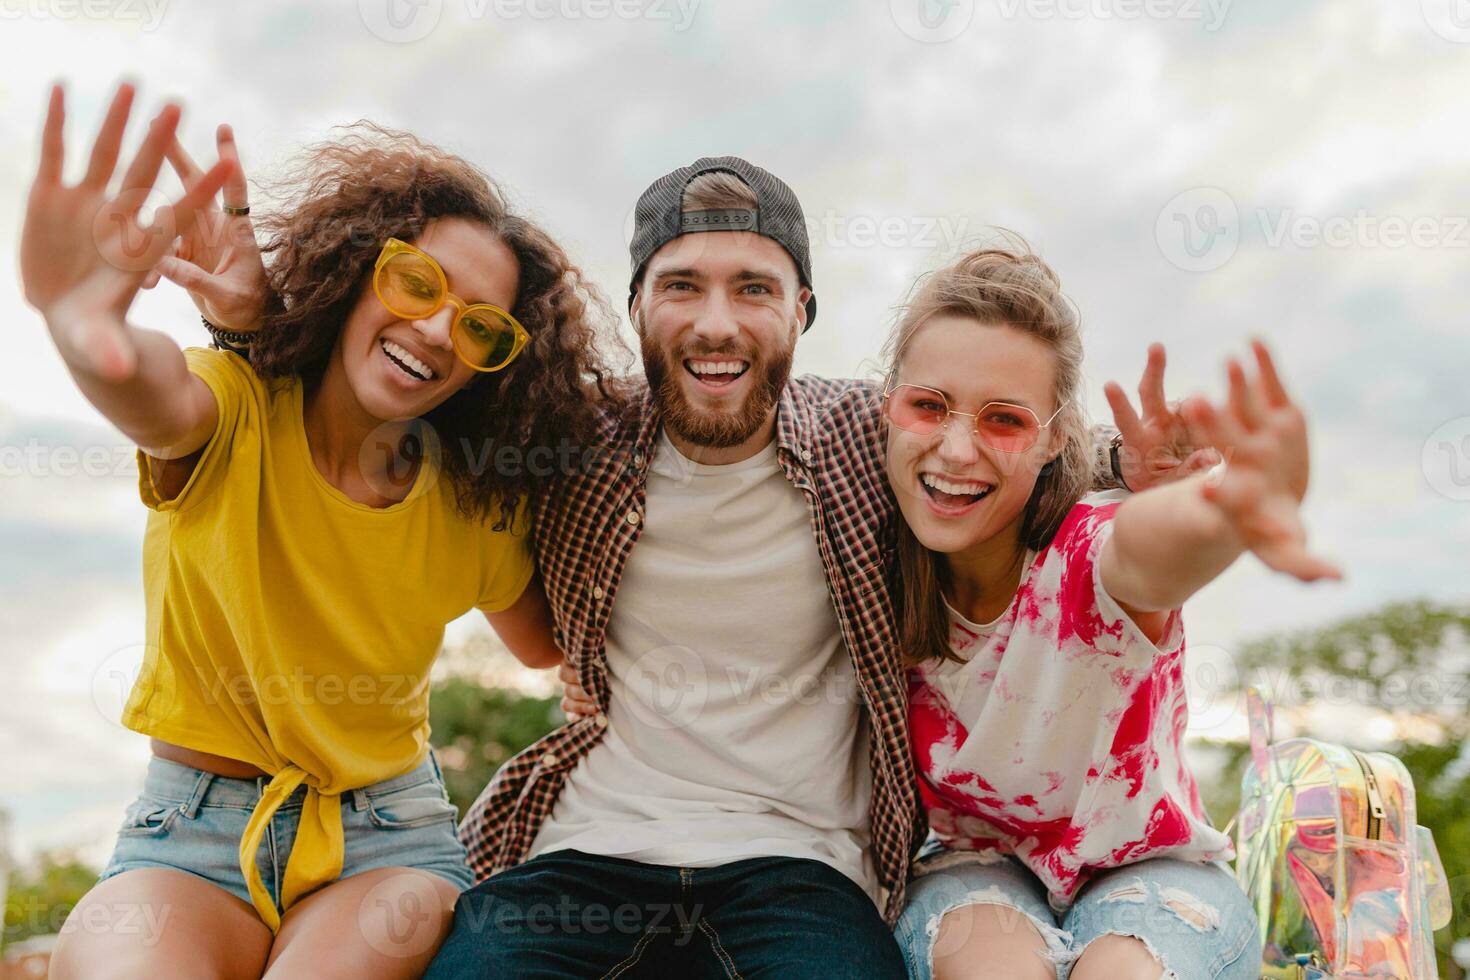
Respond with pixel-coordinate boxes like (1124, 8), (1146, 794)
(248, 122), (631, 529)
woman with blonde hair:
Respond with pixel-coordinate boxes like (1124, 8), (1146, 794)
(880, 239), (1335, 979)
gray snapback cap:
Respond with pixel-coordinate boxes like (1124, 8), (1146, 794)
(628, 156), (817, 331)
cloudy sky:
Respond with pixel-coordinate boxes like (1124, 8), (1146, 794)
(2, 0), (1468, 865)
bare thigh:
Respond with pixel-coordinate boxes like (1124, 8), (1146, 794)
(262, 866), (460, 980)
(49, 868), (272, 980)
(1068, 933), (1166, 980)
(932, 902), (1055, 980)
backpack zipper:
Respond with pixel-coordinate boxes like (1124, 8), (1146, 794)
(1351, 750), (1386, 840)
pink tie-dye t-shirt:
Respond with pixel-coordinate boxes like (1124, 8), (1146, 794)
(909, 490), (1234, 909)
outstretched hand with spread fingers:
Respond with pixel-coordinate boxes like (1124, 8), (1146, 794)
(142, 123), (267, 332)
(20, 82), (234, 381)
(1104, 342), (1221, 491)
(1181, 340), (1341, 583)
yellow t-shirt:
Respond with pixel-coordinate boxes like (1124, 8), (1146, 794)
(123, 347), (534, 930)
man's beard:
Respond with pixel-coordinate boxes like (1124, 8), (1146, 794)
(641, 324), (795, 450)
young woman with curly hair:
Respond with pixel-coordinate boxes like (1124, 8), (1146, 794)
(23, 83), (627, 978)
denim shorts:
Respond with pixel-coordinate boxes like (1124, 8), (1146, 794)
(97, 749), (474, 914)
(895, 843), (1261, 980)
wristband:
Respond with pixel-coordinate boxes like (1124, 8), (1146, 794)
(1109, 432), (1131, 492)
(203, 316), (254, 357)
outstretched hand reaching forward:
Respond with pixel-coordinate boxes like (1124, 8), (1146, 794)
(141, 124), (267, 331)
(1182, 341), (1341, 583)
(1104, 343), (1221, 492)
(20, 83), (234, 381)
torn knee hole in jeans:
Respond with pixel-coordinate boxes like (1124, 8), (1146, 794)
(927, 888), (1074, 969)
(1097, 882), (1221, 932)
(1081, 930), (1181, 980)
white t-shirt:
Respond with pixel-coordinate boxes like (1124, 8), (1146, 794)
(527, 432), (877, 901)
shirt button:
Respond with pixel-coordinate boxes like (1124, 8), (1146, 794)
(800, 449), (813, 462)
(592, 586), (604, 600)
(633, 451), (645, 468)
(626, 511), (641, 526)
(595, 712), (608, 728)
(541, 752), (559, 767)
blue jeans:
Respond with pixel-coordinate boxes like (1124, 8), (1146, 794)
(896, 847), (1260, 980)
(425, 849), (906, 978)
(97, 750), (473, 915)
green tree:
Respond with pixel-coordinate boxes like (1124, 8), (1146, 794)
(3, 852), (94, 952)
(1236, 599), (1470, 738)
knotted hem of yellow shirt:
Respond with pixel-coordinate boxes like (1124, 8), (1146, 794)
(237, 765), (344, 933)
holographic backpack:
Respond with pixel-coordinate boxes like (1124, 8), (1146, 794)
(1233, 687), (1452, 979)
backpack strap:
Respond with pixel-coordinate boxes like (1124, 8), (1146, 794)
(1246, 685), (1274, 779)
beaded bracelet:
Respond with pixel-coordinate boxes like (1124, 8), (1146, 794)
(202, 316), (254, 356)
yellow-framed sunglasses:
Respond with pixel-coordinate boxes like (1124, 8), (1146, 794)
(372, 237), (530, 373)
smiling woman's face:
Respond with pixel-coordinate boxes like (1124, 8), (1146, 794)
(335, 216), (521, 422)
(885, 314), (1061, 558)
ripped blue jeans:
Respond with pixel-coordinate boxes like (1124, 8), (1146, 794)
(895, 845), (1260, 979)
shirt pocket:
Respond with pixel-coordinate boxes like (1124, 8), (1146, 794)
(849, 558), (886, 597)
(116, 795), (185, 838)
(363, 781), (460, 831)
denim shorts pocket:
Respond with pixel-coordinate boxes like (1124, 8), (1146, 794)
(364, 783), (458, 830)
(116, 796), (184, 838)
(1210, 898), (1264, 979)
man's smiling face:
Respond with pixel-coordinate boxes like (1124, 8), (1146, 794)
(633, 230), (810, 455)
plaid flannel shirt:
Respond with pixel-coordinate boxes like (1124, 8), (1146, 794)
(457, 374), (928, 925)
(456, 374), (1125, 927)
